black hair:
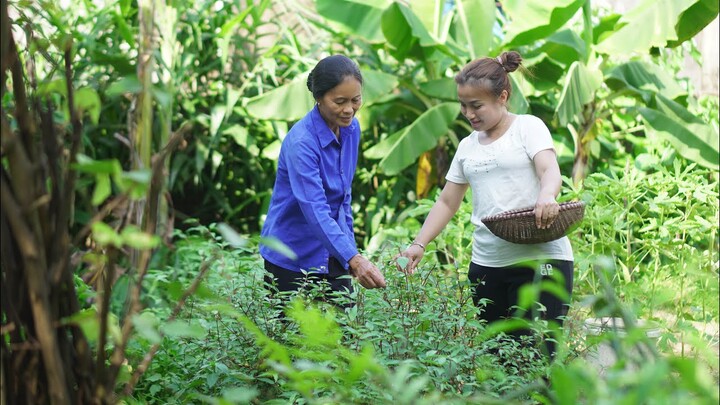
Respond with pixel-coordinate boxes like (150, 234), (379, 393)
(306, 55), (363, 100)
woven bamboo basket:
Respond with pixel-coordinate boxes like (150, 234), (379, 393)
(480, 201), (586, 244)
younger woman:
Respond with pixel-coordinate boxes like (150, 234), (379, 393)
(398, 51), (573, 356)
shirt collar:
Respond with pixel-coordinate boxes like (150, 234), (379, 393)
(310, 105), (356, 148)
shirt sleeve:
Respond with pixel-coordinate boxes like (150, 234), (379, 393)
(343, 126), (360, 253)
(445, 137), (470, 184)
(342, 191), (355, 251)
(286, 136), (358, 267)
(523, 116), (555, 160)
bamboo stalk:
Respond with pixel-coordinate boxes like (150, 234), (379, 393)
(0, 176), (70, 404)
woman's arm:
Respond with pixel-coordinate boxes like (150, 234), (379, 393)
(533, 149), (561, 229)
(399, 181), (469, 274)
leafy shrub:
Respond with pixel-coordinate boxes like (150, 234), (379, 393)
(126, 201), (718, 404)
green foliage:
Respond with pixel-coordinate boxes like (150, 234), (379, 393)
(123, 196), (718, 403)
(122, 225), (545, 403)
(8, 1), (719, 403)
(16, 0), (717, 237)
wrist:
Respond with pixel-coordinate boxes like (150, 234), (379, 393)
(410, 241), (426, 251)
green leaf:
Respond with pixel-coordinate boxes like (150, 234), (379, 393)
(132, 313), (162, 344)
(508, 75), (529, 114)
(365, 102), (460, 175)
(315, 0), (388, 43)
(161, 320), (207, 339)
(219, 6), (254, 37)
(516, 284), (538, 311)
(259, 236), (298, 260)
(92, 222), (123, 248)
(419, 78), (457, 100)
(381, 2), (438, 61)
(222, 387), (259, 403)
(605, 61), (687, 102)
(120, 225), (160, 249)
(245, 74), (314, 121)
(62, 308), (100, 344)
(106, 76), (142, 98)
(225, 87), (242, 116)
(667, 0), (719, 47)
(287, 300), (341, 348)
(639, 95), (719, 170)
(92, 173), (112, 206)
(453, 0), (495, 59)
(117, 169), (151, 199)
(217, 223), (248, 248)
(527, 29), (585, 66)
(210, 105), (226, 138)
(119, 0), (131, 15)
(74, 87), (102, 125)
(409, 0), (445, 37)
(120, 170), (152, 184)
(479, 318), (530, 339)
(261, 139), (282, 160)
(550, 366), (580, 404)
(593, 13), (622, 44)
(502, 0), (585, 48)
(73, 155), (123, 175)
(62, 308), (121, 346)
(522, 56), (566, 93)
(223, 125), (258, 155)
(112, 11), (136, 47)
(348, 346), (380, 382)
(595, 0), (696, 55)
(223, 125), (248, 146)
(360, 68), (399, 106)
(37, 78), (67, 97)
(555, 61), (602, 127)
(395, 256), (410, 270)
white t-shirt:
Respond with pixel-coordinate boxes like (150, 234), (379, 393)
(445, 114), (574, 267)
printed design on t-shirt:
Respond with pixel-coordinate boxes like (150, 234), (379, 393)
(464, 155), (498, 175)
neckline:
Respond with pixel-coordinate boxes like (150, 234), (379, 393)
(475, 114), (518, 146)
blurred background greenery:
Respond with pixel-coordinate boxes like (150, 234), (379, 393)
(2, 0), (718, 403)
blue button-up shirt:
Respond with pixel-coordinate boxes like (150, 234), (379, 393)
(260, 105), (360, 273)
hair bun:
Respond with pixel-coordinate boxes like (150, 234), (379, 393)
(497, 51), (522, 73)
(306, 71), (314, 92)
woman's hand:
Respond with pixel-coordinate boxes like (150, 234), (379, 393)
(395, 243), (425, 275)
(535, 193), (560, 229)
(348, 254), (386, 289)
(532, 149), (562, 230)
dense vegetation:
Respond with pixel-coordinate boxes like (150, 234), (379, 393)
(1, 0), (718, 404)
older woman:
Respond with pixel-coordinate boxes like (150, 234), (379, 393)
(261, 55), (386, 307)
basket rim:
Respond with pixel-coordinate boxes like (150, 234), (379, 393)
(481, 200), (585, 223)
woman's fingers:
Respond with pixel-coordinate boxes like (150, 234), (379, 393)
(357, 264), (386, 289)
(395, 245), (425, 274)
(535, 202), (560, 229)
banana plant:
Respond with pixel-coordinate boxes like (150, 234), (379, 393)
(243, 0), (717, 232)
(504, 0), (719, 183)
(245, 0), (541, 196)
